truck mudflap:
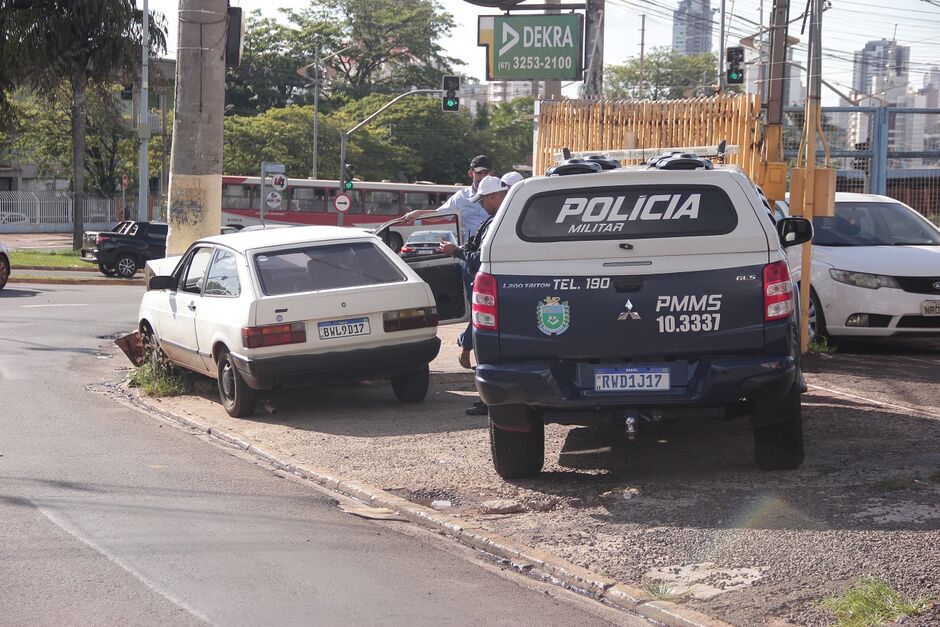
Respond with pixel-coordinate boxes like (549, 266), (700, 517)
(476, 355), (796, 412)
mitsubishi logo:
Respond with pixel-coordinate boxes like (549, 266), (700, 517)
(617, 300), (641, 321)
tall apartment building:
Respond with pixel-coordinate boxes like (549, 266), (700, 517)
(672, 0), (713, 57)
(852, 39), (910, 102)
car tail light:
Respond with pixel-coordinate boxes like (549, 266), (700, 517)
(383, 307), (438, 332)
(242, 322), (306, 348)
(96, 234), (110, 244)
(763, 261), (794, 321)
(399, 246), (415, 254)
(472, 272), (498, 331)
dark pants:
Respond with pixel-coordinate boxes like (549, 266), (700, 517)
(458, 260), (474, 351)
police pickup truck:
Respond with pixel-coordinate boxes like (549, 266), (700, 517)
(469, 152), (813, 479)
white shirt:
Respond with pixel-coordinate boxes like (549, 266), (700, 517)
(437, 186), (489, 242)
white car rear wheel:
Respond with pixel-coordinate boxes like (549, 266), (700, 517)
(217, 348), (257, 417)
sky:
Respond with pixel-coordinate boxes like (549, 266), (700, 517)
(145, 0), (940, 105)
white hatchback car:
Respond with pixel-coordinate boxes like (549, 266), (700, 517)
(139, 226), (462, 416)
(0, 239), (10, 289)
(782, 193), (940, 339)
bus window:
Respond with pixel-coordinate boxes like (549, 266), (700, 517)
(222, 184), (254, 210)
(403, 192), (436, 212)
(363, 190), (401, 215)
(291, 187), (328, 212)
(327, 190), (362, 214)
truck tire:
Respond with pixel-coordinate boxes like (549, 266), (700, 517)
(391, 365), (430, 403)
(217, 348), (257, 417)
(753, 384), (804, 470)
(115, 254), (138, 278)
(98, 262), (117, 277)
(489, 405), (544, 479)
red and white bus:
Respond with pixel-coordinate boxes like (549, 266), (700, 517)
(221, 176), (464, 250)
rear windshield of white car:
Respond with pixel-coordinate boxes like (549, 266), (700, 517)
(517, 185), (738, 241)
(254, 241), (406, 295)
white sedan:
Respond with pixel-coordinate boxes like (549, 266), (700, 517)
(782, 193), (940, 339)
(139, 226), (462, 416)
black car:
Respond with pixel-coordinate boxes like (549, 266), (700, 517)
(81, 221), (167, 278)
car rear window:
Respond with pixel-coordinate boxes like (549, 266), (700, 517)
(254, 241), (406, 295)
(517, 185), (739, 241)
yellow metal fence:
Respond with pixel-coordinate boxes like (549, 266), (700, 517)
(534, 94), (763, 177)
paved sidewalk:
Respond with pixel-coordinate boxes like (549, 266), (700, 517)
(1, 232), (74, 251)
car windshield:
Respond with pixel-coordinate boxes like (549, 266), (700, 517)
(406, 231), (455, 245)
(254, 241), (405, 295)
(813, 202), (940, 246)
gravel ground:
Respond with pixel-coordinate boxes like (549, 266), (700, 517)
(132, 338), (940, 626)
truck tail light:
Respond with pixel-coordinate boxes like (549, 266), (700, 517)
(764, 261), (794, 321)
(242, 322), (306, 348)
(383, 307), (438, 332)
(472, 271), (498, 331)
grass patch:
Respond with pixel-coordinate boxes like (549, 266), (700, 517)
(808, 336), (837, 354)
(820, 577), (931, 627)
(642, 581), (688, 603)
(10, 248), (86, 269)
(128, 361), (193, 397)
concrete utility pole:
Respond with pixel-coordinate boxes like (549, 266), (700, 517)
(718, 0), (727, 92)
(798, 0), (824, 352)
(543, 0), (563, 100)
(583, 0), (605, 99)
(138, 0), (150, 221)
(166, 0), (228, 255)
(765, 0), (790, 163)
(638, 14), (646, 98)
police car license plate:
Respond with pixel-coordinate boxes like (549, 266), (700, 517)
(318, 317), (371, 340)
(923, 301), (940, 317)
(594, 367), (670, 392)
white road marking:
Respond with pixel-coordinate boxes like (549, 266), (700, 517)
(20, 303), (89, 309)
(808, 383), (940, 420)
(28, 498), (214, 625)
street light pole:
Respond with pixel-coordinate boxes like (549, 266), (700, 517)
(138, 0), (150, 221)
(312, 49), (320, 179)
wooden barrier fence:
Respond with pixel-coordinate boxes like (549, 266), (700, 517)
(534, 94), (763, 177)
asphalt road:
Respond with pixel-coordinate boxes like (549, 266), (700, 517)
(0, 283), (637, 626)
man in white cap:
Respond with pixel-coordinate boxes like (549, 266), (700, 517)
(401, 154), (493, 242)
(438, 174), (511, 415)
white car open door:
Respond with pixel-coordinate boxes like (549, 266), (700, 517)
(374, 213), (469, 325)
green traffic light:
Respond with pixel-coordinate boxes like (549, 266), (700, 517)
(343, 180), (353, 191)
(446, 98), (456, 107)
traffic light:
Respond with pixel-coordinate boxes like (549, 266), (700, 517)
(726, 46), (744, 85)
(442, 75), (460, 112)
(342, 164), (354, 191)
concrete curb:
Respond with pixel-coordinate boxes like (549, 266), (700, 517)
(8, 276), (144, 286)
(16, 264), (98, 272)
(110, 384), (730, 627)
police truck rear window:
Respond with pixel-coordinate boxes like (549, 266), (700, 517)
(518, 186), (738, 241)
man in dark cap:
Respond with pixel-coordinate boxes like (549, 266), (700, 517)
(401, 154), (492, 242)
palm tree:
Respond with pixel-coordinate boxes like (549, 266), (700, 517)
(1, 0), (165, 248)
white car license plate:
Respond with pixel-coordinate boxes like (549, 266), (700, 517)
(594, 367), (670, 392)
(923, 301), (940, 317)
(318, 317), (371, 340)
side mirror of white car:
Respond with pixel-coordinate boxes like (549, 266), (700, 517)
(148, 275), (176, 291)
(777, 217), (813, 248)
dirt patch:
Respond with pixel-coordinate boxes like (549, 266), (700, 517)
(134, 340), (940, 626)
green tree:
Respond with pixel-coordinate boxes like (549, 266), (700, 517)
(477, 97), (535, 174)
(7, 84), (137, 196)
(604, 47), (719, 100)
(285, 0), (458, 99)
(225, 10), (325, 116)
(1, 0), (165, 247)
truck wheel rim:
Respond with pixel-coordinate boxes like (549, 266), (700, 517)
(118, 258), (135, 275)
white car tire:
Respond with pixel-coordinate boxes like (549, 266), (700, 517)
(390, 365), (430, 403)
(217, 348), (257, 417)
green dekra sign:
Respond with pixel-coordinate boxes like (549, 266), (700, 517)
(478, 14), (584, 81)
